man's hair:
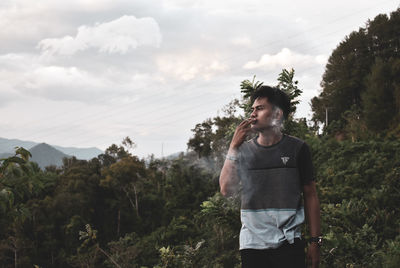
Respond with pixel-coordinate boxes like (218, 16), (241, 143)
(251, 86), (291, 119)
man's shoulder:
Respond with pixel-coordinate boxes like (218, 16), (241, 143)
(283, 135), (305, 145)
(281, 135), (308, 155)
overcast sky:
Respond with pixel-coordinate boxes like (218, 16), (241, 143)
(0, 0), (398, 158)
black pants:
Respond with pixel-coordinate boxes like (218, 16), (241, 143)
(240, 239), (305, 268)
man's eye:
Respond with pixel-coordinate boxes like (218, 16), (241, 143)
(251, 106), (264, 112)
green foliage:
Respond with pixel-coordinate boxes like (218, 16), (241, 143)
(277, 68), (302, 116)
(362, 58), (399, 134)
(187, 119), (213, 158)
(187, 101), (242, 165)
(0, 140), (202, 267)
(310, 139), (400, 267)
(158, 246), (175, 267)
(312, 8), (400, 136)
(105, 233), (140, 267)
(0, 147), (32, 179)
(312, 29), (370, 126)
(0, 136), (398, 268)
(101, 155), (146, 219)
(342, 105), (368, 142)
(240, 75), (264, 116)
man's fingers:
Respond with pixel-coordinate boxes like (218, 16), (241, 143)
(238, 119), (252, 128)
(238, 120), (249, 127)
(243, 123), (251, 130)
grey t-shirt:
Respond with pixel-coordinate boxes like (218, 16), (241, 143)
(237, 135), (314, 249)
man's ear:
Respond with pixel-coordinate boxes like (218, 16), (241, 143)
(274, 108), (283, 120)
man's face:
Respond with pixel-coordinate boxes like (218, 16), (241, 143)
(250, 97), (278, 132)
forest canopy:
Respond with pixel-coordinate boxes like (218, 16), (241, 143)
(311, 8), (400, 138)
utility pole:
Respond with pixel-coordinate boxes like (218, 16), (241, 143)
(325, 107), (329, 127)
(325, 107), (332, 128)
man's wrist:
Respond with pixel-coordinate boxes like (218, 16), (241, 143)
(226, 154), (238, 162)
(226, 147), (239, 162)
(228, 145), (239, 152)
(227, 146), (239, 155)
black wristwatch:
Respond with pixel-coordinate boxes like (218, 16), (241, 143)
(309, 236), (323, 247)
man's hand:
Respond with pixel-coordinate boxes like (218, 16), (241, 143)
(220, 119), (252, 196)
(230, 119), (253, 150)
(306, 243), (320, 268)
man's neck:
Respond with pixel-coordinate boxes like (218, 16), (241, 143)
(257, 129), (283, 147)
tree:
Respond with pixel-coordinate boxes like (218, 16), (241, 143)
(311, 30), (371, 126)
(0, 147), (59, 268)
(187, 119), (213, 158)
(240, 75), (263, 116)
(342, 105), (368, 142)
(187, 100), (242, 164)
(362, 58), (397, 133)
(311, 8), (400, 135)
(277, 68), (302, 117)
(0, 147), (32, 180)
(100, 155), (146, 236)
(75, 224), (121, 268)
(275, 68), (315, 139)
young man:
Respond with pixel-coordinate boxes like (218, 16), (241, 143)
(219, 86), (321, 268)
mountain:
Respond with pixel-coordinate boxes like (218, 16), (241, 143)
(0, 152), (13, 159)
(0, 137), (37, 153)
(52, 145), (103, 160)
(0, 137), (103, 160)
(29, 143), (71, 169)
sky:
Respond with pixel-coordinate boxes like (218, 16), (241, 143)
(0, 0), (399, 158)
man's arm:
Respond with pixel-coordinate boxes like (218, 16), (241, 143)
(303, 181), (321, 268)
(219, 148), (240, 197)
(219, 119), (252, 197)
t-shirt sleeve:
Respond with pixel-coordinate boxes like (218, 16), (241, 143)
(297, 142), (315, 185)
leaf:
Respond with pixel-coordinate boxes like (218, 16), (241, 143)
(15, 147), (32, 161)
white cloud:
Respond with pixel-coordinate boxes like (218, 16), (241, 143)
(156, 51), (228, 81)
(0, 86), (19, 107)
(231, 36), (253, 47)
(0, 53), (40, 105)
(13, 65), (160, 103)
(17, 66), (106, 100)
(38, 15), (162, 55)
(243, 48), (328, 70)
(0, 53), (37, 70)
(1, 0), (118, 11)
(0, 52), (161, 104)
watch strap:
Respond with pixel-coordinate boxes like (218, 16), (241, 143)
(226, 154), (238, 162)
(309, 236), (323, 246)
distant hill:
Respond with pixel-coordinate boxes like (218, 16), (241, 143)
(0, 137), (37, 153)
(0, 137), (103, 160)
(0, 152), (13, 159)
(29, 143), (71, 169)
(53, 145), (103, 160)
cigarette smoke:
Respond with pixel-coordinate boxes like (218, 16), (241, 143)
(270, 107), (284, 135)
(221, 107), (285, 200)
